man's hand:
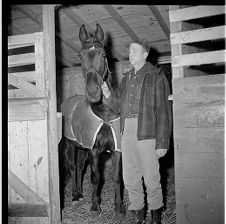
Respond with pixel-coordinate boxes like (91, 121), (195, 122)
(101, 81), (111, 99)
(156, 148), (167, 158)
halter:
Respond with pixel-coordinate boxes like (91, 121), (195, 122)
(81, 42), (111, 85)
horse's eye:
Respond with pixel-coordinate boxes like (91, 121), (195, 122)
(102, 53), (107, 57)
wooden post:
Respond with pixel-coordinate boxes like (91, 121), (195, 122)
(43, 5), (61, 224)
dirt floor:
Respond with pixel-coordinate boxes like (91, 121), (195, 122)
(61, 152), (175, 224)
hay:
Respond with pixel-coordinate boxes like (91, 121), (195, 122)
(62, 164), (175, 224)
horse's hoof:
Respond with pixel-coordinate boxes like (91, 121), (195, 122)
(115, 204), (126, 216)
(90, 204), (101, 214)
(72, 193), (84, 201)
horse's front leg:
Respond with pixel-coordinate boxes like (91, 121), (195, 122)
(112, 151), (125, 215)
(65, 140), (87, 202)
(89, 148), (101, 213)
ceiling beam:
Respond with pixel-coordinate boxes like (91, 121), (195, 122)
(61, 7), (125, 61)
(13, 5), (81, 67)
(103, 5), (140, 42)
(148, 5), (170, 40)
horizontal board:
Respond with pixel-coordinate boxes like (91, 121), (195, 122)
(172, 74), (225, 101)
(8, 71), (36, 82)
(172, 50), (226, 67)
(8, 99), (47, 121)
(175, 152), (224, 178)
(174, 127), (224, 153)
(169, 6), (225, 23)
(8, 32), (43, 49)
(176, 177), (224, 224)
(173, 100), (224, 128)
(8, 53), (35, 67)
(8, 203), (49, 217)
(170, 25), (226, 45)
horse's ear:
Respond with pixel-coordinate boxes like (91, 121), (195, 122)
(95, 24), (104, 43)
(79, 24), (89, 44)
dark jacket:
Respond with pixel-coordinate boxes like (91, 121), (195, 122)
(104, 62), (172, 150)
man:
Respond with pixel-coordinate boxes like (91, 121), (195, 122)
(102, 39), (172, 224)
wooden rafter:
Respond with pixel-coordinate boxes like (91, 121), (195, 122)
(103, 5), (139, 42)
(13, 5), (80, 67)
(60, 7), (125, 61)
(148, 5), (170, 40)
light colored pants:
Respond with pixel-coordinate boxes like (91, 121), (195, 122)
(121, 118), (163, 211)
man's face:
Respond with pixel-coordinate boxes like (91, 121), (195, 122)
(129, 43), (147, 66)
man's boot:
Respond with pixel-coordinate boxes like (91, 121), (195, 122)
(131, 207), (145, 224)
(152, 208), (162, 224)
(144, 210), (152, 224)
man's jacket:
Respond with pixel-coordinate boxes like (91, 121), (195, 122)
(104, 62), (172, 150)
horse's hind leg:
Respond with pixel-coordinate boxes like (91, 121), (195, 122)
(112, 151), (125, 215)
(89, 149), (101, 213)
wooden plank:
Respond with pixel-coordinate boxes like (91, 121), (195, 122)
(175, 152), (224, 178)
(8, 32), (38, 48)
(34, 32), (45, 96)
(57, 112), (62, 143)
(8, 53), (35, 67)
(172, 50), (226, 67)
(172, 74), (225, 101)
(8, 71), (36, 82)
(173, 100), (224, 128)
(169, 6), (184, 79)
(8, 121), (29, 203)
(43, 5), (61, 224)
(8, 170), (47, 204)
(8, 74), (39, 96)
(8, 203), (49, 217)
(176, 177), (224, 224)
(169, 6), (225, 23)
(27, 119), (49, 203)
(171, 25), (226, 45)
(8, 99), (47, 121)
(174, 127), (224, 153)
(8, 88), (35, 99)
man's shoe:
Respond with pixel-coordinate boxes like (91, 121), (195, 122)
(131, 207), (145, 224)
(152, 208), (162, 224)
(144, 211), (152, 224)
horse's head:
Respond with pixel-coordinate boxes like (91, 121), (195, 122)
(79, 24), (110, 103)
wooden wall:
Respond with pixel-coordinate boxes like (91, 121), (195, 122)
(169, 5), (225, 224)
(8, 6), (61, 224)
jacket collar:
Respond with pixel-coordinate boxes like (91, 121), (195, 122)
(128, 62), (160, 77)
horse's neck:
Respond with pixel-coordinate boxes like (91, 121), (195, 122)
(90, 102), (118, 122)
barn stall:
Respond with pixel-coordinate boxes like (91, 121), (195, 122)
(8, 4), (224, 224)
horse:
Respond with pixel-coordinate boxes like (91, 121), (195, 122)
(60, 24), (125, 216)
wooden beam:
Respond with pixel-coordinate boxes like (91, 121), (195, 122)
(171, 25), (226, 45)
(8, 169), (46, 204)
(8, 203), (49, 217)
(169, 5), (184, 79)
(169, 6), (225, 23)
(43, 5), (61, 224)
(103, 5), (140, 42)
(148, 5), (170, 40)
(61, 7), (125, 61)
(172, 50), (226, 67)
